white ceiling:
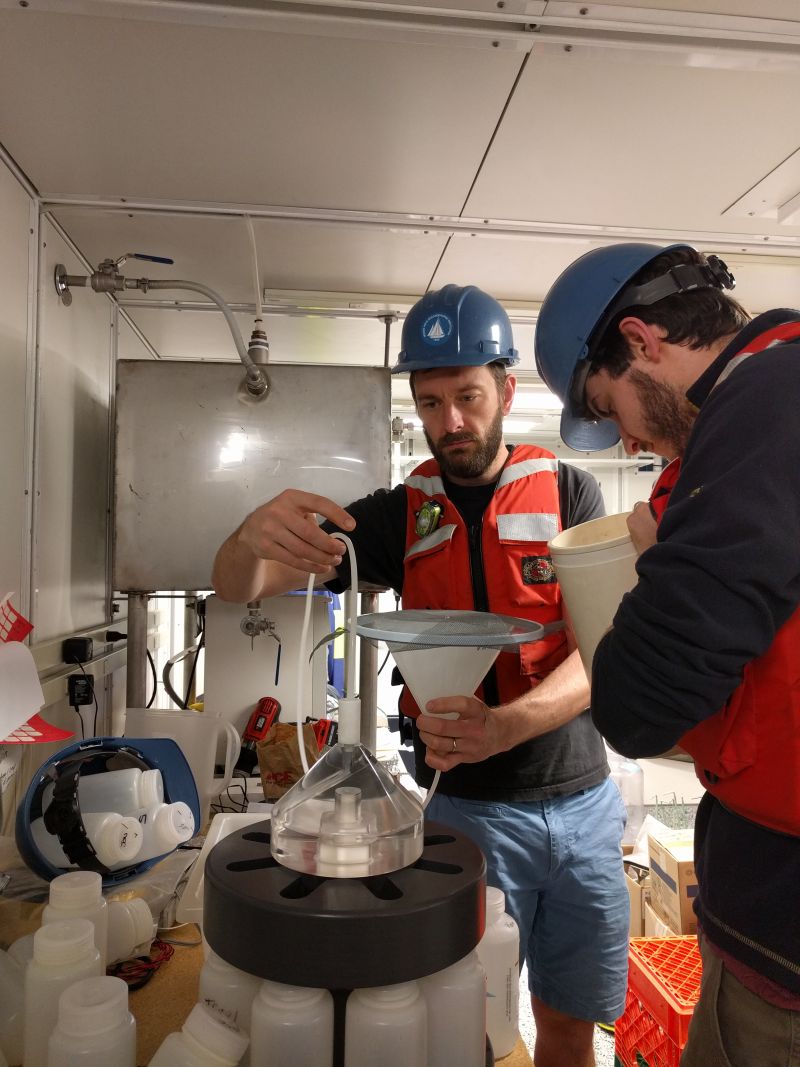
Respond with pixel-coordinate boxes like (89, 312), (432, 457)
(2, 0), (800, 386)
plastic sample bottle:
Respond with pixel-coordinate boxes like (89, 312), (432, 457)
(47, 975), (136, 1067)
(7, 932), (35, 969)
(199, 951), (261, 1066)
(420, 950), (487, 1067)
(30, 811), (144, 870)
(122, 800), (195, 866)
(148, 1003), (249, 1067)
(23, 918), (103, 1067)
(345, 982), (426, 1067)
(606, 745), (645, 847)
(43, 870), (110, 971)
(77, 767), (164, 813)
(106, 897), (157, 965)
(475, 887), (520, 1059)
(0, 947), (24, 1067)
(250, 979), (334, 1067)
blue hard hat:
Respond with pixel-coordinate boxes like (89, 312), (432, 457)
(535, 242), (692, 451)
(393, 284), (519, 374)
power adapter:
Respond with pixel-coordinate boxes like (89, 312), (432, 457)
(67, 673), (95, 706)
(62, 636), (93, 664)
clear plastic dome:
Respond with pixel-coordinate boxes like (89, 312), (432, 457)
(270, 742), (424, 878)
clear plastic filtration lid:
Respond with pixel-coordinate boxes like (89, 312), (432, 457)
(355, 609), (545, 652)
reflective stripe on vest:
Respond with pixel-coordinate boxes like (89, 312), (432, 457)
(497, 512), (559, 542)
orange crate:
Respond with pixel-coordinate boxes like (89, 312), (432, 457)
(615, 937), (701, 1067)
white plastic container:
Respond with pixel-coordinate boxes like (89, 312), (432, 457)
(23, 919), (103, 1067)
(548, 512), (638, 673)
(249, 979), (333, 1067)
(43, 768), (164, 815)
(148, 1003), (249, 1067)
(106, 897), (157, 965)
(77, 767), (164, 813)
(0, 948), (24, 1066)
(475, 887), (520, 1059)
(199, 951), (261, 1067)
(31, 811), (144, 870)
(47, 975), (136, 1067)
(43, 870), (110, 971)
(420, 951), (486, 1067)
(345, 982), (426, 1067)
(7, 932), (35, 969)
(124, 801), (195, 865)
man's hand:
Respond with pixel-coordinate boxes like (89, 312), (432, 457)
(627, 500), (658, 555)
(417, 696), (499, 771)
(237, 489), (355, 573)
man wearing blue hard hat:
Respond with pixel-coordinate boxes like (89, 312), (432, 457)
(536, 242), (800, 1065)
(214, 283), (630, 1067)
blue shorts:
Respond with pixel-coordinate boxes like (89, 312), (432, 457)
(426, 777), (629, 1022)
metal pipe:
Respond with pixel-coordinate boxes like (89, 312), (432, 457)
(358, 591), (379, 752)
(184, 593), (198, 706)
(126, 593), (150, 708)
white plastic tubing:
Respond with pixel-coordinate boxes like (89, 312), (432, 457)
(295, 531), (359, 774)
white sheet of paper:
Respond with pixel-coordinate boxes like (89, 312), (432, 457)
(0, 642), (44, 737)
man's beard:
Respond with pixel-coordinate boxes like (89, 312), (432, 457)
(424, 405), (504, 479)
(629, 367), (695, 459)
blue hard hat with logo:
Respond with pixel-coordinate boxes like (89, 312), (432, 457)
(535, 242), (694, 451)
(393, 283), (519, 374)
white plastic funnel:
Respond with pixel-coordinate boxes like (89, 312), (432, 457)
(392, 645), (499, 712)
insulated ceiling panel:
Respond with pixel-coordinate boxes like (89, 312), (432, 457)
(464, 47), (800, 237)
(0, 9), (520, 215)
(49, 209), (448, 302)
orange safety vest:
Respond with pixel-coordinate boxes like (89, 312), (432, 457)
(652, 320), (800, 835)
(399, 445), (568, 719)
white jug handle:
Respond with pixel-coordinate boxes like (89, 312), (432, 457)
(218, 721), (242, 792)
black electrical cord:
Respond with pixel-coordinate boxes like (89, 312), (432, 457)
(146, 649), (158, 708)
(69, 700), (85, 740)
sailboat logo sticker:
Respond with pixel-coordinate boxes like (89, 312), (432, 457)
(422, 313), (453, 346)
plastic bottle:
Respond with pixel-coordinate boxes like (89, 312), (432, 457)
(30, 811), (144, 870)
(106, 897), (157, 965)
(0, 947), (24, 1066)
(474, 887), (520, 1059)
(250, 979), (334, 1067)
(121, 800), (195, 866)
(148, 1003), (249, 1067)
(23, 918), (103, 1067)
(7, 932), (35, 969)
(47, 975), (136, 1067)
(420, 950), (486, 1067)
(43, 870), (110, 971)
(606, 745), (645, 847)
(77, 767), (164, 813)
(199, 951), (261, 1067)
(344, 982), (426, 1067)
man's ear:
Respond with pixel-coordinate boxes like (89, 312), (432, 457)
(618, 317), (665, 363)
(503, 373), (516, 415)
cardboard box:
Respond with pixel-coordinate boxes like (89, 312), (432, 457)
(624, 863), (650, 937)
(647, 828), (698, 935)
(643, 898), (678, 937)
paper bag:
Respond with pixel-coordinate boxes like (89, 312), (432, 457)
(257, 722), (319, 799)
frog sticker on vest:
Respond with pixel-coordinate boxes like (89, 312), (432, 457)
(415, 500), (443, 538)
(522, 555), (556, 585)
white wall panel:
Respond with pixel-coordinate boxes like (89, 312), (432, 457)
(34, 219), (113, 639)
(0, 162), (32, 609)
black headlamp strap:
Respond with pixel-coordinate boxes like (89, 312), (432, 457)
(43, 762), (110, 874)
(604, 255), (736, 323)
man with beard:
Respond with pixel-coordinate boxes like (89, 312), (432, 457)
(212, 284), (630, 1067)
(535, 243), (800, 1066)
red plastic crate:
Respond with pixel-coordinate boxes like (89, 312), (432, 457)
(615, 937), (701, 1067)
